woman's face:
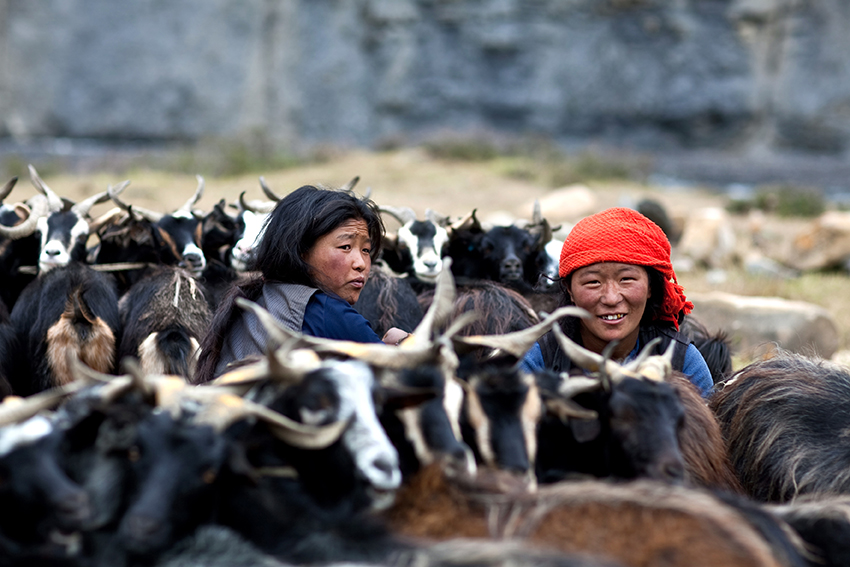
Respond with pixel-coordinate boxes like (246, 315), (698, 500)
(303, 218), (372, 305)
(567, 262), (651, 360)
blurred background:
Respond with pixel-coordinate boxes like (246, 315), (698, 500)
(2, 0), (850, 360)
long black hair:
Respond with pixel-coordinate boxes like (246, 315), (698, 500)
(194, 185), (383, 384)
(252, 185), (384, 285)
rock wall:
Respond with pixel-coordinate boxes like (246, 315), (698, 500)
(2, 0), (850, 153)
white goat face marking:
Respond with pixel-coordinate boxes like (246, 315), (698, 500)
(399, 223), (448, 282)
(520, 375), (542, 468)
(397, 406), (432, 465)
(325, 361), (401, 492)
(300, 407), (331, 426)
(443, 377), (464, 441)
(231, 210), (268, 271)
(0, 415), (52, 457)
(172, 210), (194, 220)
(181, 242), (206, 274)
(464, 382), (495, 467)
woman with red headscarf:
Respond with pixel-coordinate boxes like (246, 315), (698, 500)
(521, 207), (713, 396)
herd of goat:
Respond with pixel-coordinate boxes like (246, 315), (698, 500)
(0, 167), (849, 567)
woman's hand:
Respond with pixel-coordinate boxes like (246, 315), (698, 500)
(382, 327), (411, 346)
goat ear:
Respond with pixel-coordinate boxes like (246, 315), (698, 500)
(570, 417), (602, 443)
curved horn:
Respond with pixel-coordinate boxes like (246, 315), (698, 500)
(238, 191), (276, 215)
(622, 337), (663, 374)
(630, 339), (676, 383)
(179, 175), (205, 212)
(0, 194), (48, 240)
(450, 209), (482, 233)
(362, 186), (372, 200)
(0, 388), (74, 429)
(411, 257), (456, 342)
(0, 176), (17, 202)
(71, 189), (111, 218)
(378, 205), (417, 226)
(259, 176), (282, 202)
(550, 323), (630, 382)
(452, 306), (591, 359)
(108, 183), (163, 223)
(341, 176), (360, 192)
(425, 209), (450, 227)
(532, 200), (542, 224)
(28, 164), (64, 212)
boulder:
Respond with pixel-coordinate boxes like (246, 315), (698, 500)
(675, 208), (737, 270)
(529, 185), (597, 226)
(781, 211), (850, 271)
(688, 291), (839, 360)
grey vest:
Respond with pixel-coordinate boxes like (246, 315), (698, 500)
(214, 283), (317, 377)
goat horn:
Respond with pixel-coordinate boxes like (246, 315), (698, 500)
(0, 176), (17, 202)
(0, 387), (78, 429)
(363, 186), (372, 200)
(71, 189), (111, 219)
(452, 306), (591, 359)
(425, 209), (450, 227)
(0, 194), (48, 240)
(28, 165), (64, 212)
(550, 323), (630, 383)
(182, 387), (349, 449)
(450, 209), (482, 233)
(631, 339), (676, 383)
(108, 184), (164, 223)
(622, 337), (663, 374)
(341, 176), (360, 192)
(378, 205), (417, 225)
(544, 397), (599, 422)
(259, 176), (282, 201)
(411, 257), (456, 343)
(179, 175), (204, 212)
(532, 200), (542, 225)
(88, 207), (126, 235)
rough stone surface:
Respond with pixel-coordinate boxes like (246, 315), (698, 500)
(2, 0), (850, 155)
(688, 290), (840, 359)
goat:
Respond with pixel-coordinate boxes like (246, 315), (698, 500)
(0, 388), (91, 564)
(91, 175), (207, 295)
(680, 315), (733, 384)
(667, 373), (743, 493)
(6, 262), (120, 395)
(710, 351), (850, 502)
(532, 324), (686, 485)
(384, 464), (803, 567)
(379, 205), (450, 287)
(117, 266), (212, 380)
(27, 165), (113, 274)
(353, 263), (424, 337)
(770, 496), (850, 567)
(0, 177), (46, 310)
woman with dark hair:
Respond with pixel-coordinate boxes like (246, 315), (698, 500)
(521, 207), (713, 397)
(194, 184), (409, 384)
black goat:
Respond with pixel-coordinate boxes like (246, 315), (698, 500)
(0, 177), (45, 310)
(91, 176), (206, 295)
(353, 263), (423, 337)
(117, 266), (212, 380)
(534, 326), (686, 486)
(680, 315), (733, 384)
(0, 412), (91, 565)
(6, 262), (121, 395)
(710, 351), (850, 502)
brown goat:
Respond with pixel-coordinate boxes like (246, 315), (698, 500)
(383, 464), (799, 567)
(669, 373), (744, 494)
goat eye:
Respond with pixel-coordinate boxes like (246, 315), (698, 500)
(201, 469), (217, 484)
(127, 446), (141, 463)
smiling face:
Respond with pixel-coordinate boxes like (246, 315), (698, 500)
(567, 262), (651, 361)
(303, 218), (372, 304)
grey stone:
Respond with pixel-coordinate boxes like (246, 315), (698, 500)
(688, 290), (839, 360)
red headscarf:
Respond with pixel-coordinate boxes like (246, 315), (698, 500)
(559, 207), (692, 329)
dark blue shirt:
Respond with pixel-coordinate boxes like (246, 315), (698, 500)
(301, 291), (383, 343)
